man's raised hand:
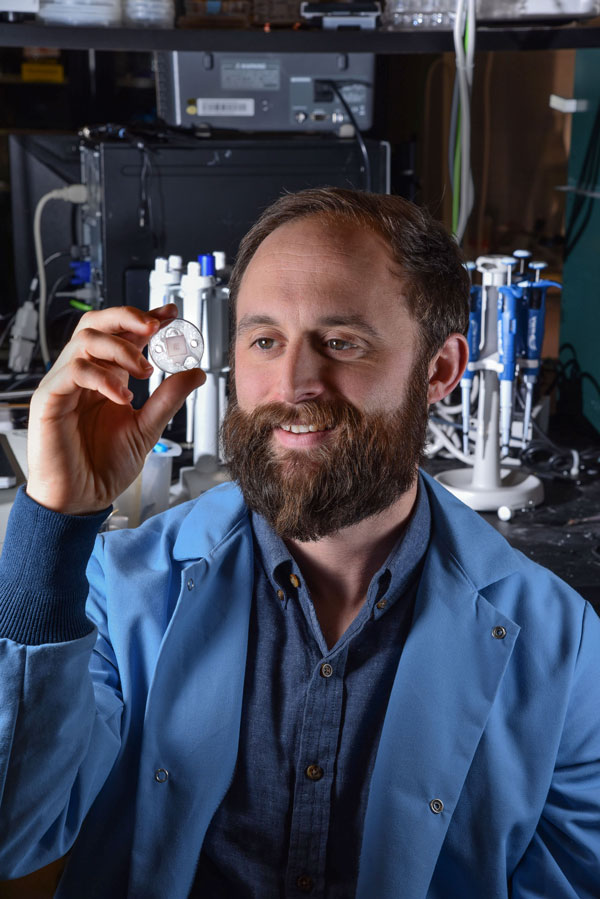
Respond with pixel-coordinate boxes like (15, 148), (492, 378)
(26, 304), (205, 515)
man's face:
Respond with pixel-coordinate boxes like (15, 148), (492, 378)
(222, 216), (431, 541)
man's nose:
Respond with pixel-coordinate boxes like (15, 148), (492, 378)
(275, 341), (327, 405)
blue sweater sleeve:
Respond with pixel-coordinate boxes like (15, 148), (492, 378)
(0, 486), (111, 645)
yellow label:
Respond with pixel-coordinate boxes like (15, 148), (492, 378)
(21, 62), (65, 84)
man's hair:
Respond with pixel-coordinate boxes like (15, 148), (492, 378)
(228, 187), (470, 358)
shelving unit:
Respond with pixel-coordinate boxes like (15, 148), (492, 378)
(1, 20), (600, 53)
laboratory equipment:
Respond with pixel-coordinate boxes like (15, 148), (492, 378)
(9, 132), (389, 317)
(460, 263), (482, 455)
(300, 2), (381, 29)
(382, 0), (456, 29)
(476, 0), (599, 20)
(383, 0), (599, 28)
(37, 0), (121, 25)
(497, 284), (519, 456)
(517, 270), (562, 449)
(435, 255), (545, 514)
(155, 52), (375, 132)
(148, 319), (204, 374)
(148, 251), (230, 465)
(113, 439), (182, 528)
(123, 0), (173, 27)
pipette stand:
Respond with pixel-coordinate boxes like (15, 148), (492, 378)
(435, 367), (543, 512)
(435, 256), (544, 514)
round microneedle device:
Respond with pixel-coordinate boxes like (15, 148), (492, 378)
(148, 318), (204, 374)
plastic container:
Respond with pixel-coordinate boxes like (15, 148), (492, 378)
(37, 0), (121, 25)
(113, 439), (182, 529)
(382, 0), (455, 29)
(123, 0), (174, 27)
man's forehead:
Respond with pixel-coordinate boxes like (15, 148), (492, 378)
(240, 216), (399, 289)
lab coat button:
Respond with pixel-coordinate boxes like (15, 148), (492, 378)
(154, 768), (169, 783)
(187, 578), (194, 591)
(429, 798), (444, 814)
(492, 625), (507, 640)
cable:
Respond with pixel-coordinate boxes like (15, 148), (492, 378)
(0, 314), (16, 349)
(452, 0), (476, 244)
(448, 73), (459, 191)
(33, 184), (88, 370)
(514, 386), (582, 477)
(326, 80), (372, 192)
(26, 251), (71, 304)
(428, 418), (474, 465)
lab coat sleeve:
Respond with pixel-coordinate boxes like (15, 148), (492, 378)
(0, 537), (124, 879)
(510, 600), (600, 899)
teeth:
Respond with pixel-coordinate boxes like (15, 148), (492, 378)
(280, 424), (331, 434)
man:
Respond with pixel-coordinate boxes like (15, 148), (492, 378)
(0, 188), (599, 899)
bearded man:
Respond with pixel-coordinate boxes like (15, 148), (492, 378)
(0, 189), (599, 899)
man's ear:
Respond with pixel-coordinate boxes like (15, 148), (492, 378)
(427, 333), (469, 405)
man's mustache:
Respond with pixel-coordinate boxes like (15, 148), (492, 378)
(234, 399), (364, 436)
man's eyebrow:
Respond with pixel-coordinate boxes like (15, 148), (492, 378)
(317, 315), (382, 341)
(236, 312), (382, 341)
(236, 314), (279, 337)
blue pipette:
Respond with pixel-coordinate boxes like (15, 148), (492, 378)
(460, 263), (482, 454)
(517, 263), (561, 447)
(497, 284), (521, 456)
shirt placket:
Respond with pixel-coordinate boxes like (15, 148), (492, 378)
(285, 640), (348, 897)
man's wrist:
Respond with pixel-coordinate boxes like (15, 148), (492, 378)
(0, 486), (111, 644)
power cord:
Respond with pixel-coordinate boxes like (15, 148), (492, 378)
(321, 80), (372, 192)
(33, 184), (88, 369)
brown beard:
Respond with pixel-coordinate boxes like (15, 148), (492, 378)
(221, 361), (430, 542)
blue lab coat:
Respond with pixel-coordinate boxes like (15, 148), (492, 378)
(0, 472), (599, 898)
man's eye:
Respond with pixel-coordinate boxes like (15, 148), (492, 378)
(254, 337), (276, 350)
(327, 338), (356, 351)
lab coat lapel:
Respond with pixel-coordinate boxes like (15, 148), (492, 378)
(129, 523), (254, 898)
(357, 540), (520, 899)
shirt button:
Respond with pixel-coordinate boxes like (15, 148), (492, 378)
(320, 663), (333, 678)
(376, 599), (387, 610)
(187, 578), (194, 591)
(154, 768), (169, 783)
(429, 798), (444, 814)
(289, 573), (300, 589)
(297, 874), (313, 892)
(305, 764), (324, 781)
(276, 589), (285, 601)
(492, 625), (507, 640)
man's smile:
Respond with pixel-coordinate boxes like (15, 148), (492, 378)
(279, 423), (333, 434)
(274, 423), (335, 448)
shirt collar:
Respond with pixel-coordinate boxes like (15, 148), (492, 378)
(251, 472), (431, 612)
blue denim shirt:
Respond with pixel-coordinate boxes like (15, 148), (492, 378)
(194, 477), (431, 898)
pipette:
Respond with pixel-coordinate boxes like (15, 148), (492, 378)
(517, 263), (561, 448)
(497, 284), (521, 456)
(460, 262), (482, 454)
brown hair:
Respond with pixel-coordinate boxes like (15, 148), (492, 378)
(228, 187), (470, 359)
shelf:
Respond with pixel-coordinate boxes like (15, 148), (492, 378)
(1, 20), (600, 54)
